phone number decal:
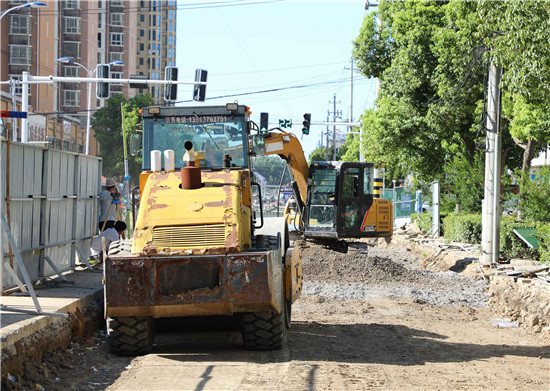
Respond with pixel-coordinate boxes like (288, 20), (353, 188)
(166, 115), (227, 124)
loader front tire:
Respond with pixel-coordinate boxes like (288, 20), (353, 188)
(107, 316), (155, 356)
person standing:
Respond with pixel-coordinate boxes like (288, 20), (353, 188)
(99, 177), (118, 232)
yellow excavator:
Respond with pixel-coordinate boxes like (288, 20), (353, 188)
(253, 124), (393, 250)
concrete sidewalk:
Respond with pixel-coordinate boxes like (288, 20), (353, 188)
(1, 268), (104, 378)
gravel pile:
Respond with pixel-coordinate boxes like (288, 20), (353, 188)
(296, 240), (488, 308)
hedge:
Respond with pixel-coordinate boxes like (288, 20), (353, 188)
(443, 213), (482, 244)
(411, 212), (433, 234)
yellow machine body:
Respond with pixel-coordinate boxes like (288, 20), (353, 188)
(133, 170), (252, 255)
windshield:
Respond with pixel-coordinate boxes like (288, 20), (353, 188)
(142, 114), (248, 170)
(309, 168), (337, 204)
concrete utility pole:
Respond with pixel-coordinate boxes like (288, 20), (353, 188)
(329, 93), (342, 161)
(326, 111), (330, 161)
(481, 63), (502, 266)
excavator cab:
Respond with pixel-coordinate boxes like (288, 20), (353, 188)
(304, 161), (391, 240)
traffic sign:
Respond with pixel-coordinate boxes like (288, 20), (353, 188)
(0, 111), (27, 119)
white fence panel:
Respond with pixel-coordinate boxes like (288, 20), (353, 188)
(1, 141), (101, 291)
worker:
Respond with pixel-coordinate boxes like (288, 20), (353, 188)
(90, 221), (127, 257)
(99, 177), (118, 232)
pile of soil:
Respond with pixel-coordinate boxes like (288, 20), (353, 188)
(294, 239), (489, 308)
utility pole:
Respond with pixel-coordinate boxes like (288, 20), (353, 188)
(481, 62), (502, 266)
(329, 93), (342, 161)
(326, 111), (330, 161)
(348, 57), (362, 162)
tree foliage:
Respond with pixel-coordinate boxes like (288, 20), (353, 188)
(92, 93), (154, 186)
(251, 155), (291, 186)
(351, 0), (550, 208)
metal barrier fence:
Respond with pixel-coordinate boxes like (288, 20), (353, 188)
(382, 187), (413, 218)
(1, 141), (101, 291)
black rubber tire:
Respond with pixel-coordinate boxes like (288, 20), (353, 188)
(243, 234), (286, 350)
(242, 307), (286, 351)
(108, 239), (132, 255)
(284, 299), (292, 329)
(107, 316), (155, 356)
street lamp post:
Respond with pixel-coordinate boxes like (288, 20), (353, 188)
(57, 58), (123, 155)
(0, 2), (46, 21)
(1, 2), (47, 143)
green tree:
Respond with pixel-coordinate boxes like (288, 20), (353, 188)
(92, 93), (154, 187)
(517, 166), (550, 223)
(251, 155), (291, 186)
(352, 0), (527, 205)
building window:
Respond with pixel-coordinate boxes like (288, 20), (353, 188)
(110, 33), (123, 46)
(8, 76), (22, 94)
(110, 13), (124, 27)
(168, 48), (172, 58)
(140, 29), (144, 37)
(64, 0), (79, 9)
(110, 52), (124, 63)
(63, 90), (80, 107)
(9, 45), (32, 65)
(110, 0), (123, 6)
(139, 57), (144, 65)
(9, 15), (31, 35)
(63, 66), (79, 77)
(63, 41), (81, 59)
(64, 17), (81, 34)
(98, 13), (102, 28)
(152, 30), (156, 40)
(139, 43), (144, 51)
(111, 72), (123, 85)
(140, 14), (144, 22)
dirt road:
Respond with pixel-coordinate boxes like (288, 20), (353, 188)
(7, 239), (549, 390)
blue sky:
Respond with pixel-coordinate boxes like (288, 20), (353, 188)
(176, 0), (377, 158)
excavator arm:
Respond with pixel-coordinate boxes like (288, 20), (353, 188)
(262, 131), (309, 205)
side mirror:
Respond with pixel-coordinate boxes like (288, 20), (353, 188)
(129, 133), (142, 157)
(251, 134), (266, 156)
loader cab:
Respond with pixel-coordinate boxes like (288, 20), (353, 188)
(304, 162), (374, 239)
(139, 105), (250, 171)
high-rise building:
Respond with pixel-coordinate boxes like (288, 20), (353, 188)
(0, 0), (175, 155)
(135, 0), (177, 103)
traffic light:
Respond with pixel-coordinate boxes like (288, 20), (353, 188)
(302, 113), (311, 135)
(96, 64), (110, 99)
(193, 69), (207, 102)
(164, 66), (178, 101)
(260, 112), (268, 133)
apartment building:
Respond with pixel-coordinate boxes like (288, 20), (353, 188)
(0, 0), (176, 155)
(136, 0), (177, 102)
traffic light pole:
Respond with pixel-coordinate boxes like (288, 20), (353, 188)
(18, 71), (206, 144)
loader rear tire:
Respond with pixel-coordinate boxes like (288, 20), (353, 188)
(242, 308), (286, 351)
(107, 316), (155, 356)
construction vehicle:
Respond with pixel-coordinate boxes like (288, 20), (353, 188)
(255, 127), (393, 250)
(104, 103), (302, 355)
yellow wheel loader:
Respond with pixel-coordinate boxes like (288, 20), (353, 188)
(105, 104), (302, 355)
